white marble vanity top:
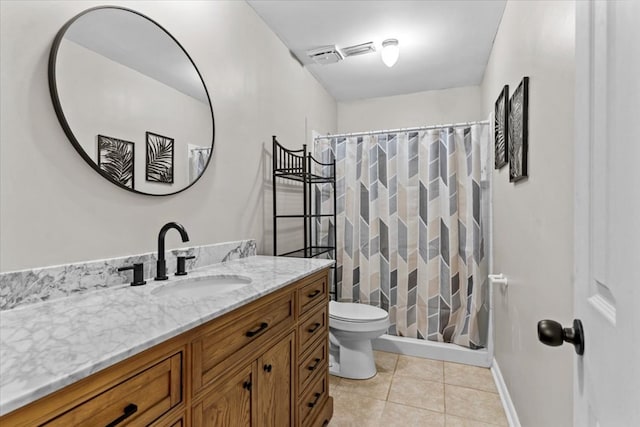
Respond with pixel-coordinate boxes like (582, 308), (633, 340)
(0, 255), (333, 416)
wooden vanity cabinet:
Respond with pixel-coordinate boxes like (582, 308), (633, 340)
(193, 332), (295, 427)
(0, 268), (333, 427)
(257, 332), (295, 426)
(0, 340), (188, 427)
(192, 363), (255, 426)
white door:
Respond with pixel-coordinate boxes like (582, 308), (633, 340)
(573, 1), (640, 426)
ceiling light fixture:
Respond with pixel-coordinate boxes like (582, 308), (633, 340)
(381, 39), (399, 67)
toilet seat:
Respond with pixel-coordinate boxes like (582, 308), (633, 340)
(329, 301), (388, 323)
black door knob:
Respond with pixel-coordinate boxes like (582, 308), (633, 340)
(537, 319), (585, 355)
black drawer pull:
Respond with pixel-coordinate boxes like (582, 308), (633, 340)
(307, 392), (322, 408)
(243, 381), (252, 391)
(263, 364), (273, 372)
(307, 290), (321, 298)
(246, 322), (269, 337)
(307, 322), (321, 334)
(105, 403), (137, 427)
(308, 357), (322, 371)
(322, 420), (329, 427)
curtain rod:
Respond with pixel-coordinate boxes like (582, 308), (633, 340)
(313, 120), (490, 141)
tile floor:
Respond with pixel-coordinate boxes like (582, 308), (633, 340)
(329, 351), (508, 427)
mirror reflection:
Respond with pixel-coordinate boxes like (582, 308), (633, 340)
(50, 7), (214, 195)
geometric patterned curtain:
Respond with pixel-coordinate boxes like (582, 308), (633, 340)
(315, 125), (488, 349)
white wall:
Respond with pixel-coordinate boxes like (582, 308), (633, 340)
(481, 1), (575, 425)
(337, 85), (484, 133)
(56, 40), (212, 194)
(0, 1), (337, 271)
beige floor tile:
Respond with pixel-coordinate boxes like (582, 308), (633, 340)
(445, 385), (508, 426)
(336, 371), (393, 401)
(395, 355), (444, 382)
(445, 414), (499, 427)
(444, 362), (497, 393)
(374, 350), (399, 374)
(387, 376), (445, 413)
(379, 402), (445, 427)
(329, 392), (386, 427)
(330, 373), (342, 390)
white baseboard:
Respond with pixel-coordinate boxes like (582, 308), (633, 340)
(491, 358), (521, 427)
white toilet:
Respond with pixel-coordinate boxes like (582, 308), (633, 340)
(328, 301), (390, 380)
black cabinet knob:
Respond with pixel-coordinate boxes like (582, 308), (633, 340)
(537, 319), (585, 355)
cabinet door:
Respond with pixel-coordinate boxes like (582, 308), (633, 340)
(257, 332), (295, 427)
(193, 363), (255, 427)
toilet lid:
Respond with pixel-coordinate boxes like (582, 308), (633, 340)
(329, 301), (389, 322)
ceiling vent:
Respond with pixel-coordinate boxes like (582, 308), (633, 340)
(306, 45), (344, 65)
(342, 42), (376, 57)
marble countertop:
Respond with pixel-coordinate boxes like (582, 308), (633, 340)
(0, 255), (333, 416)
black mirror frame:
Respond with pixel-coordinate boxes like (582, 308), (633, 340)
(48, 6), (215, 196)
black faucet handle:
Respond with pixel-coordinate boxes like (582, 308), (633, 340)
(175, 255), (196, 276)
(118, 263), (147, 286)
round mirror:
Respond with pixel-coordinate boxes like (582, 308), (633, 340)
(49, 7), (214, 196)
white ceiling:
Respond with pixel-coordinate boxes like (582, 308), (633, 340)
(65, 8), (208, 103)
(247, 0), (506, 101)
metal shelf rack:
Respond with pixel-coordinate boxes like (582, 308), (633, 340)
(272, 135), (337, 299)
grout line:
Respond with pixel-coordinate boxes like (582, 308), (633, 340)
(444, 382), (500, 395)
(386, 395), (446, 414)
(384, 401), (446, 416)
(385, 376), (393, 401)
(443, 380), (447, 414)
(392, 354), (399, 375)
(442, 359), (446, 383)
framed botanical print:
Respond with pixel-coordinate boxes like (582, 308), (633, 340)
(494, 85), (509, 169)
(97, 135), (134, 189)
(509, 77), (529, 182)
(146, 132), (174, 184)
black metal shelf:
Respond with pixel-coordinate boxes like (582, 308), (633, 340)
(274, 171), (335, 184)
(279, 246), (335, 258)
(272, 135), (337, 300)
(275, 213), (335, 219)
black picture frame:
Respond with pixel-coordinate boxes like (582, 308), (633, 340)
(145, 131), (174, 184)
(97, 135), (135, 189)
(509, 77), (529, 182)
(494, 85), (509, 169)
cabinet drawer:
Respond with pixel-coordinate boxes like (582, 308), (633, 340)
(298, 373), (328, 427)
(298, 338), (327, 395)
(298, 275), (327, 316)
(308, 396), (333, 427)
(45, 352), (182, 426)
(298, 305), (328, 356)
(192, 291), (294, 392)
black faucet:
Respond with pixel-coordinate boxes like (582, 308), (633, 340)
(155, 222), (190, 280)
(118, 263), (147, 286)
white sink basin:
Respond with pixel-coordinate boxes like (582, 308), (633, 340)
(152, 275), (252, 298)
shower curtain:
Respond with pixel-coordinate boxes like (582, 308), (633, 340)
(315, 125), (488, 349)
(189, 146), (211, 182)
